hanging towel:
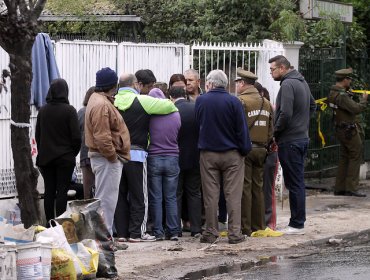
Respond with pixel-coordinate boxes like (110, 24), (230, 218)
(31, 33), (60, 108)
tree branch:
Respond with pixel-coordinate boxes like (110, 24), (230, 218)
(3, 0), (15, 15)
(33, 0), (46, 18)
(19, 0), (29, 17)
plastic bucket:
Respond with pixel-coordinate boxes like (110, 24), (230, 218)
(40, 244), (52, 280)
(16, 242), (43, 280)
(0, 244), (17, 280)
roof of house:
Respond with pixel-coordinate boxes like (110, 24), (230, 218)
(39, 13), (141, 22)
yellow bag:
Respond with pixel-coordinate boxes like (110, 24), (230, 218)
(251, 227), (284, 237)
(50, 248), (77, 280)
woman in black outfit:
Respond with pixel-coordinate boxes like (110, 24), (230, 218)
(36, 79), (81, 224)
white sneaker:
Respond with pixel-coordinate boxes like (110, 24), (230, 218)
(141, 233), (156, 242)
(281, 226), (305, 235)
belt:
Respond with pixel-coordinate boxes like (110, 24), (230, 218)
(336, 122), (356, 129)
(252, 143), (266, 148)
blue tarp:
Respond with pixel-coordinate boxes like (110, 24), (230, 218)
(31, 33), (60, 109)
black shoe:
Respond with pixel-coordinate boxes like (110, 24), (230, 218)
(345, 191), (366, 197)
(170, 235), (179, 241)
(228, 235), (246, 244)
(165, 234), (179, 241)
(200, 234), (218, 244)
(334, 191), (346, 196)
(155, 235), (164, 241)
(191, 232), (202, 238)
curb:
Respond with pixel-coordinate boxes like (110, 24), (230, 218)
(301, 228), (370, 247)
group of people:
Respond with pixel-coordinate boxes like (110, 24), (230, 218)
(35, 53), (366, 246)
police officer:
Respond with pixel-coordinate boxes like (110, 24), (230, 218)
(327, 68), (368, 197)
(236, 68), (274, 235)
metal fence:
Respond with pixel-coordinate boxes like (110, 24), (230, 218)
(191, 40), (285, 102)
(299, 47), (345, 174)
(300, 47), (370, 175)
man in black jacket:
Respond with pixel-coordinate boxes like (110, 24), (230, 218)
(269, 55), (316, 235)
(169, 86), (202, 237)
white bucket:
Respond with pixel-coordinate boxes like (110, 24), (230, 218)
(16, 242), (42, 280)
(0, 245), (16, 280)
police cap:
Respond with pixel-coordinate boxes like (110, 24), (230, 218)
(235, 68), (258, 81)
(335, 68), (353, 79)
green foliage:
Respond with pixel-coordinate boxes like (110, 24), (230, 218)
(303, 13), (344, 48)
(115, 0), (272, 43)
(270, 10), (306, 42)
(267, 0), (296, 22)
(339, 0), (370, 48)
(196, 0), (271, 42)
(119, 0), (204, 42)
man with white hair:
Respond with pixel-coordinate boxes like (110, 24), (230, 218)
(195, 69), (252, 244)
(184, 69), (202, 101)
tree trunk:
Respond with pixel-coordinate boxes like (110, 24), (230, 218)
(9, 50), (41, 228)
(0, 0), (47, 228)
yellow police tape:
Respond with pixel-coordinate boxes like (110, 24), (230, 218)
(352, 90), (370, 94)
(314, 98), (328, 147)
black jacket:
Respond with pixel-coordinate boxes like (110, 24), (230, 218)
(36, 79), (81, 166)
(175, 99), (200, 169)
(274, 70), (316, 144)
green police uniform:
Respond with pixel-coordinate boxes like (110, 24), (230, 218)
(327, 68), (367, 194)
(237, 68), (274, 235)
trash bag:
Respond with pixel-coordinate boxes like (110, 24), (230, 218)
(57, 199), (117, 278)
(70, 241), (99, 279)
(36, 220), (83, 279)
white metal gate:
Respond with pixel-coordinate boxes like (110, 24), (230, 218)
(117, 42), (190, 84)
(191, 40), (285, 102)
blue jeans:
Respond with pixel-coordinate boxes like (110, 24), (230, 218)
(278, 139), (308, 229)
(148, 156), (180, 237)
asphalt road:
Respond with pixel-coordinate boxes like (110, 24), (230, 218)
(183, 241), (370, 280)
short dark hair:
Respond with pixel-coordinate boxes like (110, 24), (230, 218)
(268, 55), (291, 69)
(254, 81), (263, 92)
(83, 86), (95, 106)
(261, 87), (270, 101)
(169, 74), (186, 88)
(254, 82), (270, 101)
(135, 69), (156, 85)
(169, 86), (186, 99)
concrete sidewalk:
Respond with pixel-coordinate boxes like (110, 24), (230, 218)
(114, 178), (370, 279)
